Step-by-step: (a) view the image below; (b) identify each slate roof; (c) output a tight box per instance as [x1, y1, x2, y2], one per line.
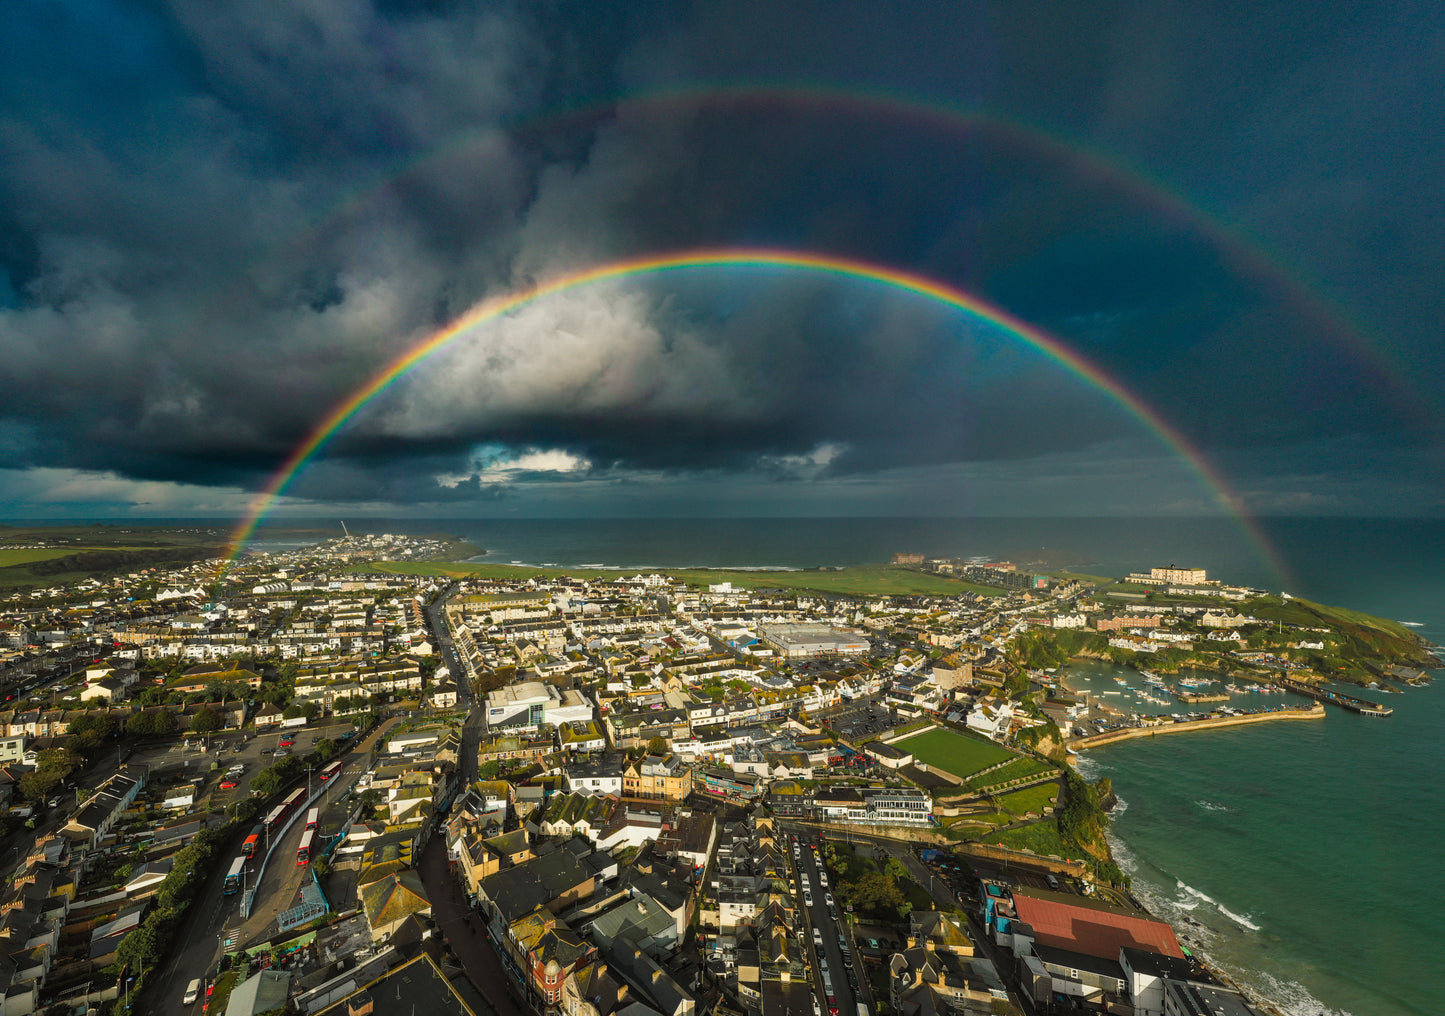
[479, 850, 591, 924]
[359, 870, 430, 934]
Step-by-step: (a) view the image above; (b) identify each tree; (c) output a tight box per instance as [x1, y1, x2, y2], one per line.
[478, 760, 501, 780]
[66, 713, 115, 739]
[250, 769, 283, 797]
[152, 709, 179, 735]
[190, 708, 221, 734]
[646, 736, 670, 755]
[19, 770, 61, 802]
[125, 712, 154, 737]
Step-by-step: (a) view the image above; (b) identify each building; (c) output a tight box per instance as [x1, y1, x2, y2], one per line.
[622, 754, 693, 802]
[1152, 566, 1207, 585]
[862, 787, 932, 825]
[757, 623, 870, 658]
[1095, 615, 1162, 631]
[484, 681, 553, 731]
[507, 907, 597, 1012]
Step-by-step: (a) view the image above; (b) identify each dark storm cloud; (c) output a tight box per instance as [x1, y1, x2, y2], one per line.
[0, 1, 1441, 514]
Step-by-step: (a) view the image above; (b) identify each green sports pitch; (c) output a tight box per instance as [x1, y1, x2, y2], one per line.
[895, 726, 1016, 780]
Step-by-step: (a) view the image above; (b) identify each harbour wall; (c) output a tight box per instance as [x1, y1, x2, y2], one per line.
[1070, 703, 1324, 749]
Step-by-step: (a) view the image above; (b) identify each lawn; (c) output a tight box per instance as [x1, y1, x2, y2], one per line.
[897, 727, 1016, 780]
[991, 782, 1060, 818]
[360, 559, 1003, 597]
[967, 756, 1052, 791]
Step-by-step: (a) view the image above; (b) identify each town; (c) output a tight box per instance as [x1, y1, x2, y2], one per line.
[0, 533, 1430, 1016]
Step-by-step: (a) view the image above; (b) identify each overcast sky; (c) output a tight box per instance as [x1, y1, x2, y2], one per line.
[1, 1, 1442, 519]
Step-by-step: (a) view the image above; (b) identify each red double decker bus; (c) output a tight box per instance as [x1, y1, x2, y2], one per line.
[265, 787, 308, 833]
[319, 761, 343, 783]
[296, 829, 315, 866]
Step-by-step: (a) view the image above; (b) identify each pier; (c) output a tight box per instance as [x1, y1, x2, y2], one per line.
[1279, 678, 1393, 717]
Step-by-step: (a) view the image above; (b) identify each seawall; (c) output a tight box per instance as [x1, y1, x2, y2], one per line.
[1070, 703, 1324, 749]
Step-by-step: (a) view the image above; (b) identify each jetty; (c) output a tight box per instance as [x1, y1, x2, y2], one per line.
[1279, 677, 1393, 717]
[1070, 703, 1325, 749]
[1176, 691, 1228, 704]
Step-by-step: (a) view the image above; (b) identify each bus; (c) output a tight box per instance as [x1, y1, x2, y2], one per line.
[319, 761, 343, 783]
[304, 807, 319, 832]
[241, 827, 261, 858]
[223, 856, 246, 894]
[296, 828, 314, 866]
[265, 787, 309, 833]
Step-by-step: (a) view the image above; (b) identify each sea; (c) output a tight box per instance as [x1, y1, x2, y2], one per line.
[248, 514, 1439, 1014]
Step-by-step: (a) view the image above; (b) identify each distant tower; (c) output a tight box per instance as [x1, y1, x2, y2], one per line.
[341, 520, 350, 538]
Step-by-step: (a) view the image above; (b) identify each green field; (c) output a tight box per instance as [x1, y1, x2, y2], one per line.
[897, 726, 1015, 779]
[967, 756, 1052, 791]
[987, 820, 1087, 860]
[992, 782, 1060, 817]
[360, 560, 1002, 597]
[1248, 595, 1419, 641]
[0, 548, 78, 567]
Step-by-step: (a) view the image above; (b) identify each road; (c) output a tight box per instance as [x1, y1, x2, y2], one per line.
[791, 832, 871, 1016]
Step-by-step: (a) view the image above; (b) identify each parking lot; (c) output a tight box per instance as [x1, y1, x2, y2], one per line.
[817, 696, 905, 742]
[146, 719, 358, 808]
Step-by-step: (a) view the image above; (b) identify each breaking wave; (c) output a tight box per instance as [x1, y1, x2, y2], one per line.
[1177, 880, 1261, 931]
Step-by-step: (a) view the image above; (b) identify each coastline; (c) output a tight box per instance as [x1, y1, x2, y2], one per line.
[1061, 660, 1317, 1016]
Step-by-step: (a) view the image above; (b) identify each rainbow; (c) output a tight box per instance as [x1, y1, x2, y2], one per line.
[219, 248, 1291, 583]
[245, 82, 1423, 421]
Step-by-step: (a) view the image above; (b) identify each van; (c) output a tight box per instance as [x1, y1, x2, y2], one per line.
[183, 979, 202, 1005]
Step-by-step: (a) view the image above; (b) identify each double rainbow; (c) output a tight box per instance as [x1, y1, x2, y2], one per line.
[220, 249, 1289, 583]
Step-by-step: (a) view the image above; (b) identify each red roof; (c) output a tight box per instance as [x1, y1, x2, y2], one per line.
[1010, 889, 1183, 960]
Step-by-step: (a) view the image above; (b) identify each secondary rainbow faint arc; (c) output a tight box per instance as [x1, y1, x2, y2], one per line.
[220, 249, 1289, 582]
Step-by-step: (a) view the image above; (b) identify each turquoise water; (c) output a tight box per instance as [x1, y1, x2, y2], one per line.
[1072, 521, 1445, 1016]
[1076, 671, 1445, 1016]
[271, 514, 1445, 1011]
